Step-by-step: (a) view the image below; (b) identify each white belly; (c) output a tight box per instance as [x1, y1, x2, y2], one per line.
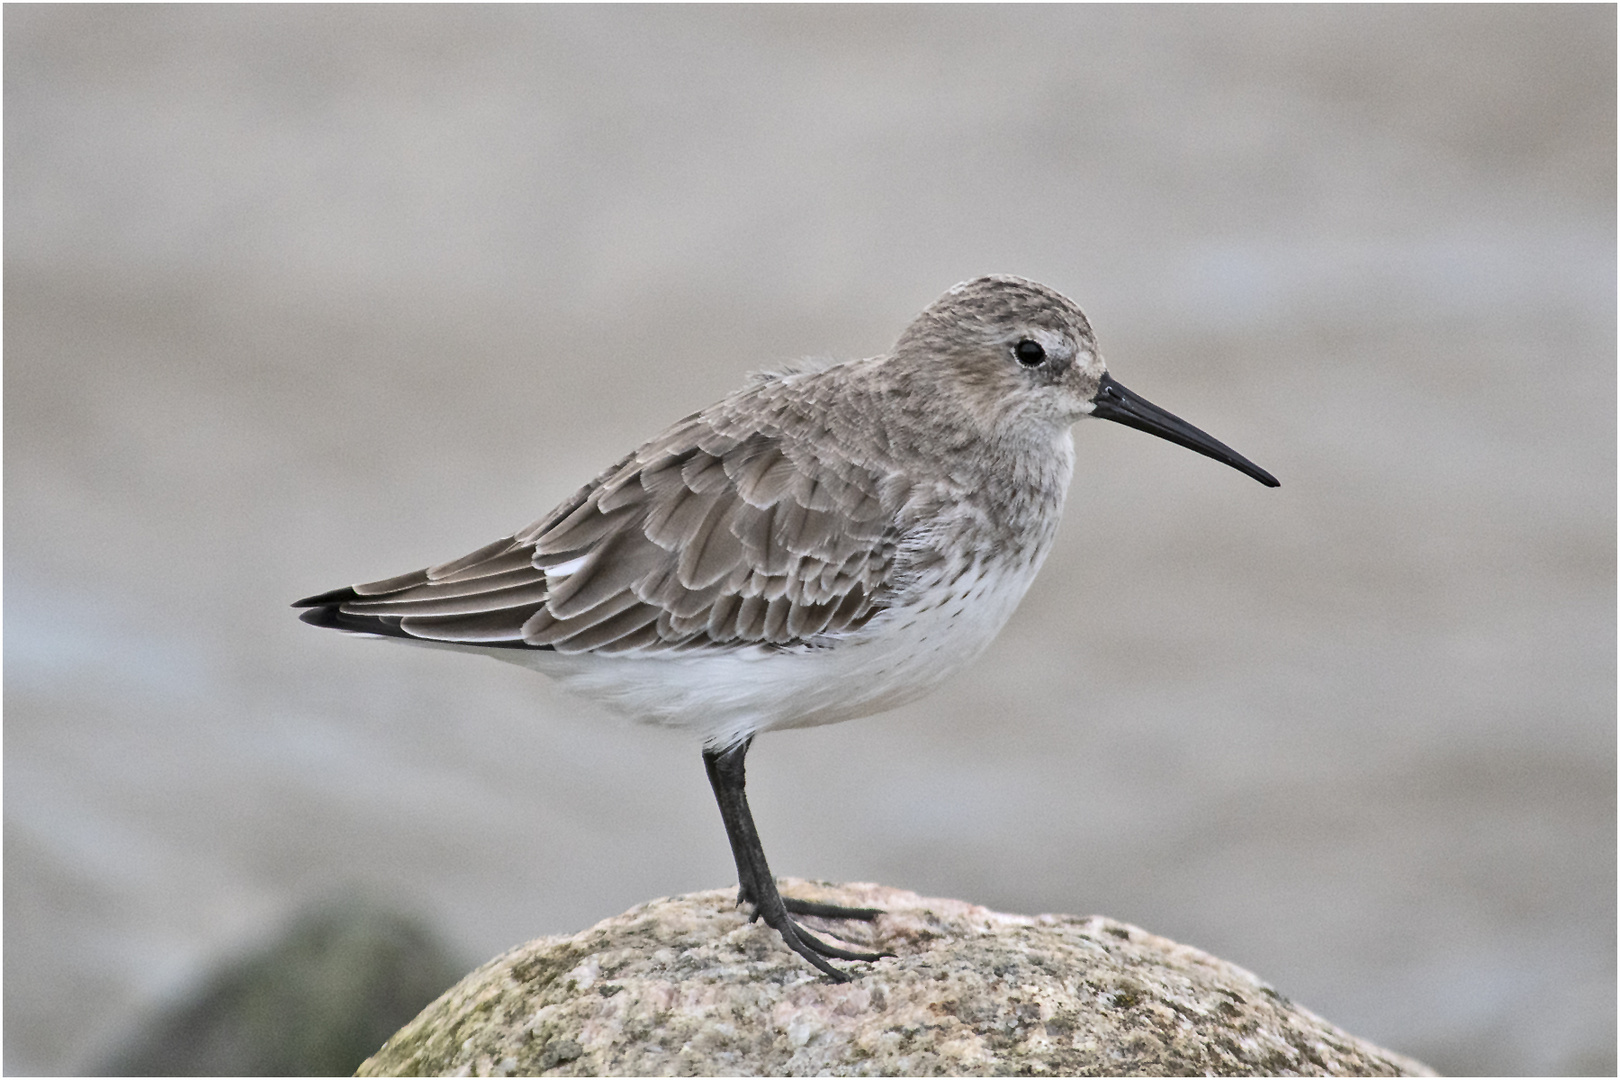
[495, 553, 1046, 749]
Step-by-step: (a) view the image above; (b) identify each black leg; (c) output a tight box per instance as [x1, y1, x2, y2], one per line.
[702, 738, 889, 980]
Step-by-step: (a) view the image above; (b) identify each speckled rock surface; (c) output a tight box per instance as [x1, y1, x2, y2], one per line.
[358, 883, 1434, 1077]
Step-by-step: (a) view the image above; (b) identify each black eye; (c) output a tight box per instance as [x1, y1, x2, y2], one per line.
[1014, 339, 1046, 367]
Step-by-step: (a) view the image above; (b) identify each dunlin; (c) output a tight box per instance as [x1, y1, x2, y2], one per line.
[296, 276, 1279, 980]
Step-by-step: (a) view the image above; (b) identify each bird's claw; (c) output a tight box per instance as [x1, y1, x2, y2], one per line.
[736, 889, 892, 979]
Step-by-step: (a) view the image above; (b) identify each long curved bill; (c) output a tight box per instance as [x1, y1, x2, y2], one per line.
[1090, 374, 1280, 487]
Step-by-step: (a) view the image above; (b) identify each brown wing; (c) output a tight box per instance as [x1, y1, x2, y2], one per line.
[294, 414, 900, 655]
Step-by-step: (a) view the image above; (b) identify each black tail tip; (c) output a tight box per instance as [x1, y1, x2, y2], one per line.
[297, 604, 347, 629]
[295, 586, 364, 630]
[293, 586, 359, 609]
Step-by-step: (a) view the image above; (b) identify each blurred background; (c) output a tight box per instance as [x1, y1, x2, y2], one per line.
[6, 6, 1613, 1075]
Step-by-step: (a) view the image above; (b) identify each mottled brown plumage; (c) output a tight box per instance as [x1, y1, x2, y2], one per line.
[300, 279, 1107, 662]
[296, 275, 1278, 980]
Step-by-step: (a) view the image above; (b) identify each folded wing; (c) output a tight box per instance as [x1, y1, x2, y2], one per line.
[295, 416, 900, 655]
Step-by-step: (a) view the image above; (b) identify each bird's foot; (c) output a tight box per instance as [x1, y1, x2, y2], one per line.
[737, 888, 892, 981]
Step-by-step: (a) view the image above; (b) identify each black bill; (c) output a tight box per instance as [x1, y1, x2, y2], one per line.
[1090, 374, 1280, 487]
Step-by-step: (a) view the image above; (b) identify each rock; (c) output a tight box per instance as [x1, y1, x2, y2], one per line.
[94, 897, 465, 1077]
[359, 882, 1433, 1077]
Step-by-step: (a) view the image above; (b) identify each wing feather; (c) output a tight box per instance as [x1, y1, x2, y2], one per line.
[678, 497, 745, 589]
[399, 607, 536, 643]
[733, 595, 769, 639]
[347, 575, 552, 617]
[546, 603, 664, 654]
[643, 483, 723, 550]
[786, 594, 840, 639]
[297, 383, 905, 655]
[546, 531, 667, 618]
[425, 538, 526, 581]
[431, 546, 545, 585]
[521, 587, 641, 640]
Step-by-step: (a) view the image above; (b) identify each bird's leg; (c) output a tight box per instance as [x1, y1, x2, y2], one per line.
[702, 738, 889, 980]
[705, 741, 883, 921]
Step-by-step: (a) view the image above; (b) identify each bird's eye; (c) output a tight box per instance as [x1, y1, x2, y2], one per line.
[1014, 339, 1046, 367]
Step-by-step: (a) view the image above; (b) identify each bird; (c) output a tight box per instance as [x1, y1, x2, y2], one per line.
[295, 275, 1279, 981]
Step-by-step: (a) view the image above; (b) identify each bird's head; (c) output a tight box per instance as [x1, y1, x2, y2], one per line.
[896, 275, 1279, 487]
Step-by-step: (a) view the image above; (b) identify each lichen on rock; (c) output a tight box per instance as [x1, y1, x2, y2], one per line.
[358, 882, 1433, 1077]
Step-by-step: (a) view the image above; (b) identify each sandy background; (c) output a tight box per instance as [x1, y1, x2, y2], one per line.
[5, 6, 1614, 1075]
